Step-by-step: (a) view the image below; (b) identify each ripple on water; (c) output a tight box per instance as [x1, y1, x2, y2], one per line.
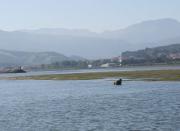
[0, 80, 179, 131]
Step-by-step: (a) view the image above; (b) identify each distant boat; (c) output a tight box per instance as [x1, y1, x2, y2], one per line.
[0, 66, 26, 73]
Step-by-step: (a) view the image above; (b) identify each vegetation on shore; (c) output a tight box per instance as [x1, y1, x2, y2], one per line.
[122, 44, 180, 66]
[6, 69, 180, 81]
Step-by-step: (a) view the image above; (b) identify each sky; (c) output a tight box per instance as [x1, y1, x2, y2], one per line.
[0, 0, 180, 32]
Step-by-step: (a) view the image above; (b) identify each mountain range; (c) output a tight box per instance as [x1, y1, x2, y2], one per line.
[0, 18, 180, 59]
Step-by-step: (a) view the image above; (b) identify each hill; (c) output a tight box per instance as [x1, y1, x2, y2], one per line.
[121, 44, 180, 65]
[0, 50, 73, 66]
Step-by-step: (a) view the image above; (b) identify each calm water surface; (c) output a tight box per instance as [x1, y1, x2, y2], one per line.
[0, 80, 180, 131]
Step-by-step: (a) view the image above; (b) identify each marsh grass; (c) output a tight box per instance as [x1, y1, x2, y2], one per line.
[7, 69, 180, 81]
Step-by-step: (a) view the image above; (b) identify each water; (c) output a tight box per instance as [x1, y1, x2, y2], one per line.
[0, 80, 180, 131]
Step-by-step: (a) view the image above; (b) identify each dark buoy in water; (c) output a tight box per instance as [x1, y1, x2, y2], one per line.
[114, 78, 122, 85]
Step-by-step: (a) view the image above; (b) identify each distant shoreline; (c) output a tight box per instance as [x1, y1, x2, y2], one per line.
[0, 68, 26, 74]
[3, 69, 180, 81]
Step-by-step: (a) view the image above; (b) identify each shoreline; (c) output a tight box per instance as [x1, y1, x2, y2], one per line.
[2, 69, 180, 81]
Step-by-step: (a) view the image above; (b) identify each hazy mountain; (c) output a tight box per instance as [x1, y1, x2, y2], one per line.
[69, 55, 87, 61]
[0, 30, 130, 59]
[0, 50, 70, 66]
[160, 36, 180, 44]
[102, 18, 180, 46]
[21, 28, 98, 37]
[0, 18, 180, 59]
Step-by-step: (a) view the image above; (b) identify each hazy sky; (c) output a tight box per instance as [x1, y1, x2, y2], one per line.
[0, 0, 179, 32]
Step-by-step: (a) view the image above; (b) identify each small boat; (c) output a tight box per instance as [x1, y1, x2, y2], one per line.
[0, 66, 26, 74]
[114, 79, 122, 85]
